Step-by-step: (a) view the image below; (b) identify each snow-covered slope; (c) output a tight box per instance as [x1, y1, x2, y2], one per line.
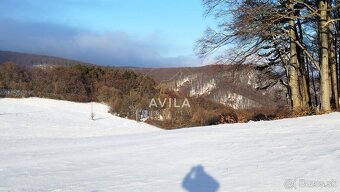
[0, 98, 340, 192]
[0, 98, 158, 138]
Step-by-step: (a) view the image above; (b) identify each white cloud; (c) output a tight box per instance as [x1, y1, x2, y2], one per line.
[0, 19, 200, 67]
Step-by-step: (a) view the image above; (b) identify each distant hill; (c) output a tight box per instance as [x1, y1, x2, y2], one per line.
[0, 50, 289, 110]
[131, 65, 289, 109]
[0, 51, 91, 67]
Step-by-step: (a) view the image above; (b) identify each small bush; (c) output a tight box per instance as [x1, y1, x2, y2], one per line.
[292, 107, 316, 117]
[251, 113, 270, 121]
[218, 112, 238, 124]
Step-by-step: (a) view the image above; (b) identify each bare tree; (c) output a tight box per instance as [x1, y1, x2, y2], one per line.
[198, 0, 340, 113]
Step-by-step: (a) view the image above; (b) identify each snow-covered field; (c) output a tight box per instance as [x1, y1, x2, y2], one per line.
[0, 98, 158, 138]
[0, 98, 340, 192]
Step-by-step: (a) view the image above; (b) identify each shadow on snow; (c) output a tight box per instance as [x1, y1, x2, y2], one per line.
[182, 165, 220, 192]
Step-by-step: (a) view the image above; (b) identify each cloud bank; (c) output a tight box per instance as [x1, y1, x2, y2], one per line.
[0, 19, 201, 68]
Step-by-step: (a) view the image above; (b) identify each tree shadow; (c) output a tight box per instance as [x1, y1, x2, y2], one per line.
[93, 116, 110, 121]
[182, 165, 220, 192]
[0, 111, 45, 116]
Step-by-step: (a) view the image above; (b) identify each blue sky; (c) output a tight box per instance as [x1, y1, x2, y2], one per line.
[0, 0, 212, 67]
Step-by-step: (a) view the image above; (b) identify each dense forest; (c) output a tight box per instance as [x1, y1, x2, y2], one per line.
[0, 62, 157, 116]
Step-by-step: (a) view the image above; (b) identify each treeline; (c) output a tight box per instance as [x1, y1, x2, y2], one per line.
[0, 62, 226, 127]
[198, 0, 340, 113]
[0, 62, 157, 116]
[0, 62, 291, 128]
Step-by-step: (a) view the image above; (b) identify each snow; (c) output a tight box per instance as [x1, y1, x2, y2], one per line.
[215, 92, 260, 109]
[0, 98, 158, 138]
[190, 78, 216, 97]
[1, 98, 340, 192]
[175, 76, 191, 91]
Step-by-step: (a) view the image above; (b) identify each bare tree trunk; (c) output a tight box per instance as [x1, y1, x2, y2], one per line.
[331, 56, 339, 109]
[337, 17, 340, 97]
[289, 0, 302, 111]
[335, 4, 340, 108]
[299, 59, 310, 108]
[338, 17, 340, 100]
[310, 61, 319, 107]
[319, 0, 332, 112]
[338, 23, 340, 101]
[329, 23, 339, 109]
[296, 17, 311, 108]
[305, 57, 312, 106]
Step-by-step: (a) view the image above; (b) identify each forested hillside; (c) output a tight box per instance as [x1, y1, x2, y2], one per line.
[0, 62, 235, 128]
[0, 62, 156, 113]
[0, 62, 291, 128]
[133, 64, 288, 109]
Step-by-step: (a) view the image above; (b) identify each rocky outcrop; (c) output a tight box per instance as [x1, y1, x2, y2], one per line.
[133, 64, 288, 109]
